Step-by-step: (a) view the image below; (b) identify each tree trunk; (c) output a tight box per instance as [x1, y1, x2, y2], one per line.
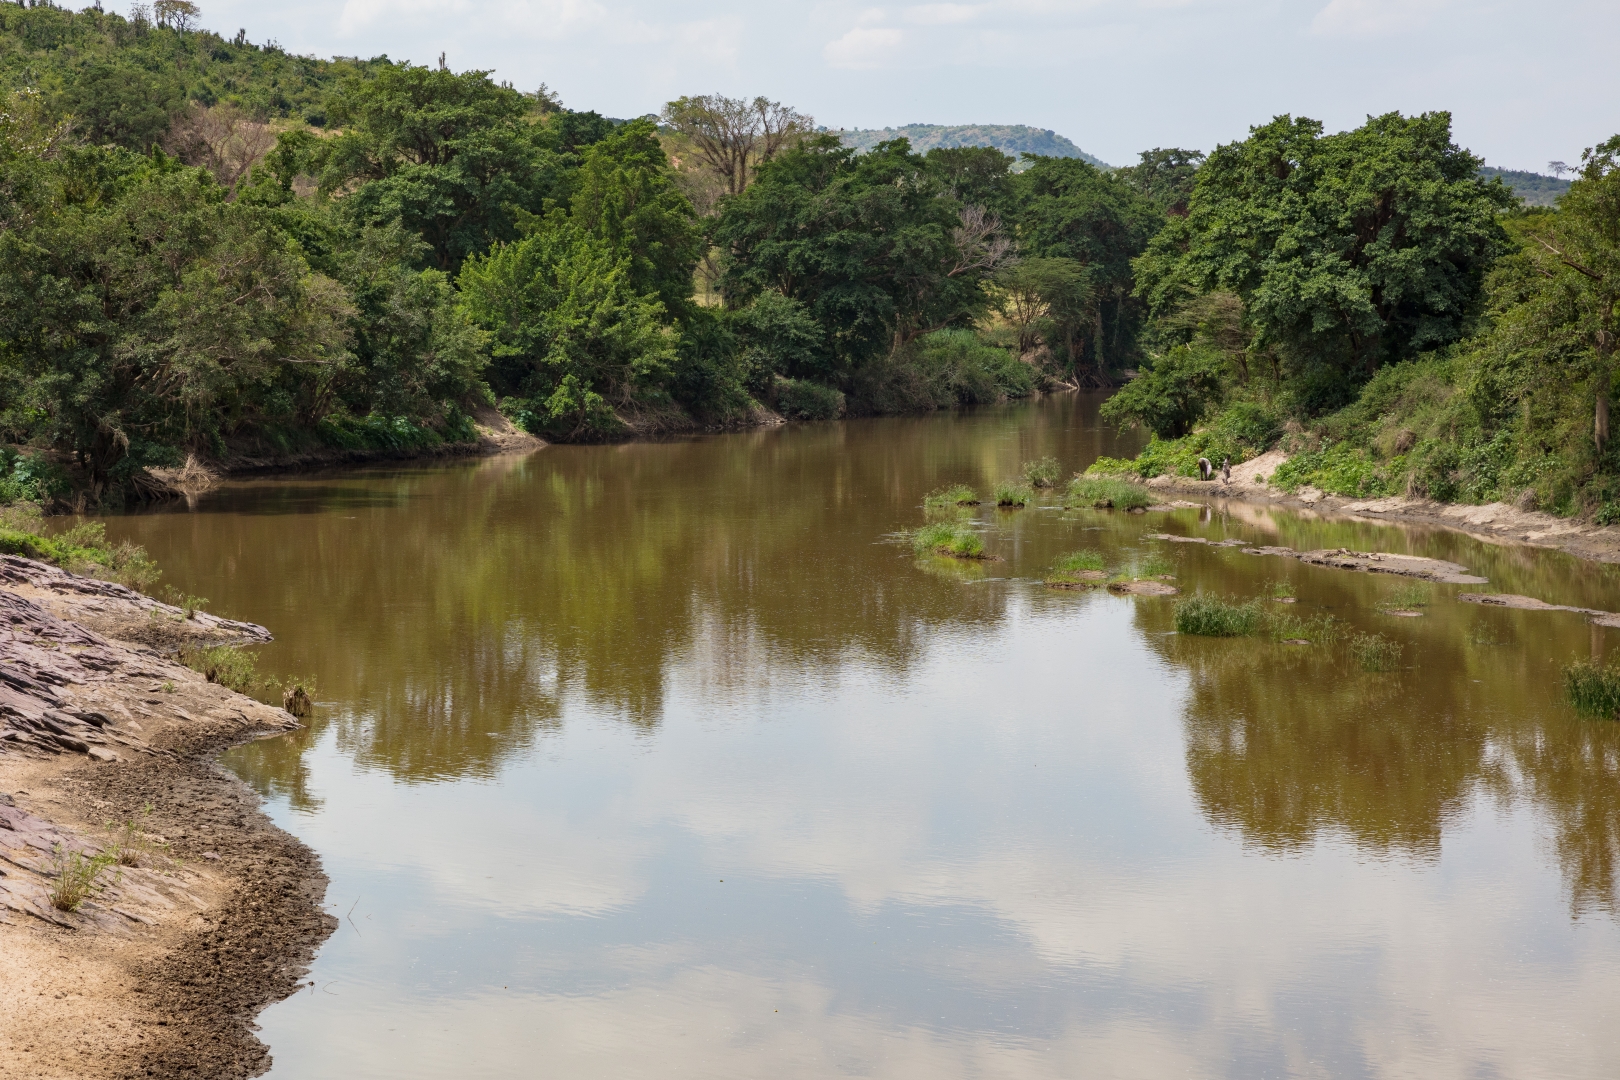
[1598, 391, 1611, 456]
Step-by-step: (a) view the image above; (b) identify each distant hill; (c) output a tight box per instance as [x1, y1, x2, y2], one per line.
[836, 124, 1110, 171]
[1480, 166, 1571, 208]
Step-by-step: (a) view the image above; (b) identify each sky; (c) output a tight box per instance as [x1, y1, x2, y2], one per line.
[113, 0, 1617, 172]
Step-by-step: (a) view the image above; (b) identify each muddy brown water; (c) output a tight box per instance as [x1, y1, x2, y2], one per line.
[102, 393, 1620, 1078]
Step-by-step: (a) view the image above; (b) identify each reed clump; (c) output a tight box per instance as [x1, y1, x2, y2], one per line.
[1351, 632, 1404, 671]
[1174, 595, 1263, 637]
[923, 484, 979, 510]
[911, 521, 986, 559]
[1021, 457, 1062, 488]
[994, 481, 1033, 507]
[1065, 476, 1153, 511]
[1269, 580, 1295, 599]
[1267, 611, 1342, 645]
[1564, 660, 1620, 718]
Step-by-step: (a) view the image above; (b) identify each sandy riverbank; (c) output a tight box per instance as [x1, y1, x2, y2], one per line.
[0, 556, 334, 1079]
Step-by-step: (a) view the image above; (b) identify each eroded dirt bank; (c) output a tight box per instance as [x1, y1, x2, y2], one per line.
[1140, 449, 1620, 566]
[0, 556, 335, 1079]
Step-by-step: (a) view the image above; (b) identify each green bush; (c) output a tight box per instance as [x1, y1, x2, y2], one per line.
[181, 646, 261, 694]
[1022, 457, 1062, 488]
[911, 521, 986, 559]
[1174, 595, 1262, 636]
[1099, 345, 1226, 438]
[1270, 441, 1398, 497]
[1065, 476, 1153, 510]
[1564, 660, 1620, 718]
[994, 481, 1033, 507]
[775, 377, 846, 421]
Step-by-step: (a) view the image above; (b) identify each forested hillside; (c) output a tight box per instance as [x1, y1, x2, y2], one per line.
[837, 124, 1109, 170]
[1480, 166, 1571, 207]
[1096, 114, 1620, 521]
[1, 3, 1615, 523]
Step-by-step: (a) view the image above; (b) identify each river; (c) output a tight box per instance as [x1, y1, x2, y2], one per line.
[104, 393, 1620, 1078]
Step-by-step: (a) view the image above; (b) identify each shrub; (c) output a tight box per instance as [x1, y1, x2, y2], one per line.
[1099, 344, 1226, 438]
[1065, 476, 1153, 510]
[775, 377, 846, 421]
[923, 484, 979, 510]
[1174, 595, 1262, 636]
[0, 505, 161, 592]
[911, 521, 986, 559]
[1022, 457, 1062, 488]
[1564, 660, 1620, 718]
[1270, 441, 1398, 498]
[181, 645, 261, 693]
[994, 481, 1033, 507]
[1351, 632, 1404, 671]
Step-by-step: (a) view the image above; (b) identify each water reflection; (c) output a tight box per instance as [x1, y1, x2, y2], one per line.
[94, 394, 1620, 1077]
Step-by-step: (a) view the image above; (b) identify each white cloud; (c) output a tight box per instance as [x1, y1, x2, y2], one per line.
[825, 26, 906, 69]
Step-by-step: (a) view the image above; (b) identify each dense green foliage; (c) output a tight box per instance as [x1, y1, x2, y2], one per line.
[1104, 110, 1620, 523]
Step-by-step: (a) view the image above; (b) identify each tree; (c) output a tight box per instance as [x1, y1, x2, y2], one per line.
[457, 223, 675, 438]
[1013, 156, 1162, 374]
[1115, 147, 1204, 216]
[660, 94, 813, 198]
[58, 63, 181, 151]
[321, 63, 566, 272]
[1136, 112, 1514, 412]
[1523, 135, 1620, 452]
[1099, 346, 1226, 437]
[152, 1, 199, 31]
[163, 103, 276, 194]
[716, 135, 1011, 383]
[993, 257, 1093, 357]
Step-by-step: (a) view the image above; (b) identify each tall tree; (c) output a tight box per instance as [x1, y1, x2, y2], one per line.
[660, 94, 813, 198]
[1135, 112, 1514, 412]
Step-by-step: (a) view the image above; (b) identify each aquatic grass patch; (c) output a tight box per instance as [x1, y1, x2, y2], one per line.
[994, 481, 1033, 507]
[1266, 611, 1342, 645]
[1174, 595, 1263, 637]
[923, 484, 980, 510]
[911, 521, 986, 559]
[1134, 552, 1175, 579]
[1269, 580, 1295, 599]
[1045, 550, 1106, 587]
[1021, 457, 1062, 488]
[1065, 476, 1153, 511]
[1564, 660, 1620, 719]
[1378, 582, 1431, 610]
[1350, 632, 1404, 671]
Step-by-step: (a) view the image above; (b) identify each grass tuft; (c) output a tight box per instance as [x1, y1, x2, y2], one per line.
[1269, 580, 1295, 599]
[1065, 476, 1154, 511]
[993, 481, 1033, 507]
[911, 521, 986, 559]
[923, 484, 979, 510]
[1266, 611, 1342, 645]
[0, 504, 161, 592]
[1174, 595, 1263, 636]
[49, 844, 118, 912]
[1052, 550, 1105, 573]
[1021, 457, 1062, 488]
[1378, 582, 1431, 610]
[1351, 632, 1404, 671]
[1564, 660, 1620, 718]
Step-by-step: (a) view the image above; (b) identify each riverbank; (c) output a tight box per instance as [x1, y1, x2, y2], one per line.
[0, 556, 333, 1079]
[1138, 449, 1620, 565]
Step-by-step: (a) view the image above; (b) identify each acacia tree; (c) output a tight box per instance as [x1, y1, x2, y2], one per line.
[660, 94, 813, 198]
